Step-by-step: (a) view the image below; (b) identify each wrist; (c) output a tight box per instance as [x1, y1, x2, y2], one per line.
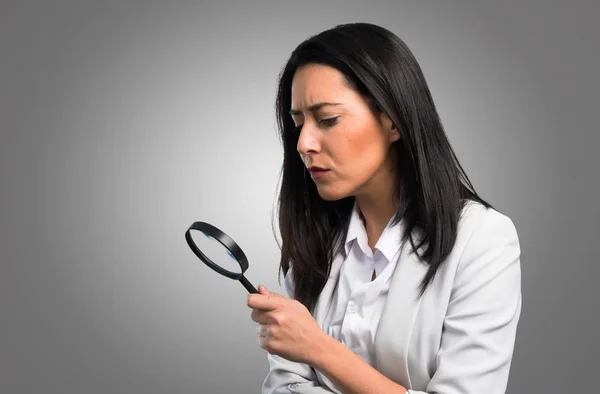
[308, 331, 337, 369]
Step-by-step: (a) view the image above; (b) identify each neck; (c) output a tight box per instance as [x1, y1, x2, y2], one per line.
[354, 150, 400, 249]
[356, 192, 399, 244]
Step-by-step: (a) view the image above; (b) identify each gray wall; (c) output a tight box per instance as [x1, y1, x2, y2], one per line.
[1, 1, 598, 393]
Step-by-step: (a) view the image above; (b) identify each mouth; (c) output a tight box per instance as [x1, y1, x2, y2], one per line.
[308, 167, 330, 180]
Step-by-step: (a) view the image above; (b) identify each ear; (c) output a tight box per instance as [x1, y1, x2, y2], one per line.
[380, 112, 400, 143]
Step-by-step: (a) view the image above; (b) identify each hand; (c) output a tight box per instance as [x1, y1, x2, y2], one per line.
[247, 285, 326, 365]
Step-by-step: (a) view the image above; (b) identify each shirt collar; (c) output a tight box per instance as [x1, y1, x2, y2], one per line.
[344, 200, 405, 263]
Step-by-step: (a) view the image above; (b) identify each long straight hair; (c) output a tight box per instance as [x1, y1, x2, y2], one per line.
[272, 22, 491, 312]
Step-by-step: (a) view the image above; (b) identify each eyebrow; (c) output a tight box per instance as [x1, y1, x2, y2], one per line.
[289, 102, 342, 116]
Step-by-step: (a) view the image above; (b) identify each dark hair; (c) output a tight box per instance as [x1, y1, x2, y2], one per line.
[271, 22, 492, 312]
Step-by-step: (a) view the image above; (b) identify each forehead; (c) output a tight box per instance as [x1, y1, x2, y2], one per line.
[290, 64, 351, 111]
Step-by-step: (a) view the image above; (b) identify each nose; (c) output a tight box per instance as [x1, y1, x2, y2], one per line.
[296, 121, 321, 157]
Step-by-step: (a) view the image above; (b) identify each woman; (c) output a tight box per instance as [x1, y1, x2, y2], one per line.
[247, 22, 522, 394]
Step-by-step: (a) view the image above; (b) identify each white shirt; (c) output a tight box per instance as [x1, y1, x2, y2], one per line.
[317, 201, 404, 391]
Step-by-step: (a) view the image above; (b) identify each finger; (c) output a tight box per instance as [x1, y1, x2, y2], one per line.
[257, 324, 274, 352]
[250, 308, 270, 324]
[247, 293, 278, 311]
[267, 291, 283, 298]
[258, 285, 270, 295]
[258, 333, 269, 350]
[258, 284, 286, 299]
[257, 323, 269, 337]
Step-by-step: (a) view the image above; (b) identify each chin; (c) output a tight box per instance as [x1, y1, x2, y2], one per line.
[314, 184, 351, 201]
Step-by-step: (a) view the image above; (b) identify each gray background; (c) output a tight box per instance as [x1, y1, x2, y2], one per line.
[1, 1, 598, 393]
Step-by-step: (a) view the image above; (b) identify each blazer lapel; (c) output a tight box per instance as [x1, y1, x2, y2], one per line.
[374, 237, 430, 387]
[312, 251, 345, 326]
[310, 251, 347, 391]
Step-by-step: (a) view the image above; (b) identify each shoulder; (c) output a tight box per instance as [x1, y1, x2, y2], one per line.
[449, 200, 521, 298]
[454, 200, 520, 259]
[458, 200, 519, 241]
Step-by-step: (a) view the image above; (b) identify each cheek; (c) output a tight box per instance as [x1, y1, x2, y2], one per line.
[338, 132, 385, 180]
[314, 125, 387, 200]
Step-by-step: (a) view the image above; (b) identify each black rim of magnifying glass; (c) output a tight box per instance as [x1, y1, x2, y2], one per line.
[185, 221, 257, 293]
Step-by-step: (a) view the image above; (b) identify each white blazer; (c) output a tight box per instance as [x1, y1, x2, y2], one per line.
[262, 200, 522, 394]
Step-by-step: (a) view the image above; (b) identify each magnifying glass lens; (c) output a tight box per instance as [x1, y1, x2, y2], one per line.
[189, 230, 242, 275]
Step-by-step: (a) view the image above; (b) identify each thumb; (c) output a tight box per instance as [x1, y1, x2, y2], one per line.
[258, 285, 271, 295]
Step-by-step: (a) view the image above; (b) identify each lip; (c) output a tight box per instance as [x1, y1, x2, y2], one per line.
[308, 169, 330, 179]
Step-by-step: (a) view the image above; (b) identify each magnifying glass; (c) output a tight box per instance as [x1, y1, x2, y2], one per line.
[185, 221, 258, 293]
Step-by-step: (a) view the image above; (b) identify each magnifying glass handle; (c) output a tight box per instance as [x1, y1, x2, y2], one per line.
[239, 274, 258, 294]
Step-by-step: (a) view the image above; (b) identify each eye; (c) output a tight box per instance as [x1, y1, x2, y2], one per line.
[319, 117, 339, 128]
[292, 117, 339, 133]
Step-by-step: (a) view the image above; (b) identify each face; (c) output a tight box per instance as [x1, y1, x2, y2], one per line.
[290, 63, 399, 201]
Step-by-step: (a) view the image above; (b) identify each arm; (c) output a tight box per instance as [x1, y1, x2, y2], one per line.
[260, 283, 408, 394]
[310, 335, 408, 394]
[263, 353, 335, 393]
[261, 270, 335, 394]
[407, 210, 522, 394]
